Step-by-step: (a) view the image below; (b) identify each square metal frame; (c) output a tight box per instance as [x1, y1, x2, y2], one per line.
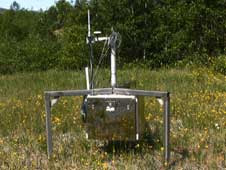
[44, 88, 170, 163]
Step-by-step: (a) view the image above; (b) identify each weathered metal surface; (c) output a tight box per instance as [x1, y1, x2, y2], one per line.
[164, 95, 170, 164]
[86, 96, 137, 140]
[84, 95, 145, 141]
[44, 94, 52, 159]
[45, 88, 169, 98]
[114, 88, 169, 98]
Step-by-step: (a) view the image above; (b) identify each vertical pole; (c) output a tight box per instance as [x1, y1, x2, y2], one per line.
[87, 10, 94, 89]
[163, 93, 170, 165]
[88, 10, 91, 37]
[85, 67, 90, 90]
[111, 43, 116, 88]
[45, 93, 52, 159]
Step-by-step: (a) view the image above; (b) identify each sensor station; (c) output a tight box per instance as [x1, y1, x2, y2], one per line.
[44, 10, 171, 164]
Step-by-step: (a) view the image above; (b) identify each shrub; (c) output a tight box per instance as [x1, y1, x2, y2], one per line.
[213, 55, 226, 75]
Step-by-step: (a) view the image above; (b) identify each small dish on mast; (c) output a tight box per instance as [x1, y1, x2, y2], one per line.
[94, 31, 102, 35]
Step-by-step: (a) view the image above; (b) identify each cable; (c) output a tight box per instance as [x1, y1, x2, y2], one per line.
[93, 38, 110, 87]
[93, 31, 122, 88]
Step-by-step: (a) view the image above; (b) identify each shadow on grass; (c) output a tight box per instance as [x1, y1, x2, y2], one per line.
[98, 130, 163, 155]
[98, 130, 190, 168]
[169, 147, 189, 168]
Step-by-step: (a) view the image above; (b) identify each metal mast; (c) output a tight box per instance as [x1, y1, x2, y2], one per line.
[110, 32, 117, 88]
[87, 9, 94, 89]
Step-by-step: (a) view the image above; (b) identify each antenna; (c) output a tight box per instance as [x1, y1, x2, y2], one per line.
[88, 9, 91, 38]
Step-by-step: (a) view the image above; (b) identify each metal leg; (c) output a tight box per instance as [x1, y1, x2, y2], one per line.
[45, 94, 52, 159]
[163, 94, 170, 165]
[135, 98, 139, 140]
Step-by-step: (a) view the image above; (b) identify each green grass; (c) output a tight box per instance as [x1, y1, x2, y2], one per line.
[0, 67, 225, 169]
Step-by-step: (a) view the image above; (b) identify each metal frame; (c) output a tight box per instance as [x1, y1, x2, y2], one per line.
[44, 88, 170, 164]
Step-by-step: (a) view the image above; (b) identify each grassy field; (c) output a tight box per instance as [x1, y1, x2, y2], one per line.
[0, 67, 225, 169]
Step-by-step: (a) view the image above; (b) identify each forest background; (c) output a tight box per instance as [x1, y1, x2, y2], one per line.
[0, 0, 225, 74]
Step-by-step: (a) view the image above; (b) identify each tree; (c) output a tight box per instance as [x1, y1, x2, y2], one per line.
[10, 1, 20, 11]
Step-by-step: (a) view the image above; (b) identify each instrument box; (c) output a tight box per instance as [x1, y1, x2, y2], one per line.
[85, 94, 145, 141]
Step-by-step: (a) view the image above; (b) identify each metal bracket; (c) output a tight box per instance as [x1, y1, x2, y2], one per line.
[157, 97, 164, 106]
[51, 96, 60, 107]
[44, 88, 170, 164]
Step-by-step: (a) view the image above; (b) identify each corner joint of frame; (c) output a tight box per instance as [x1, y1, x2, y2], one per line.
[44, 91, 50, 96]
[44, 92, 51, 101]
[164, 92, 170, 98]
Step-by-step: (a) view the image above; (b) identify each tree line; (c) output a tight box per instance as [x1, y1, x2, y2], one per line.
[0, 0, 225, 74]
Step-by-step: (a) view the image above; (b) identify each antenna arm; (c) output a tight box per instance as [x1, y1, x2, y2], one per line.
[86, 37, 110, 44]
